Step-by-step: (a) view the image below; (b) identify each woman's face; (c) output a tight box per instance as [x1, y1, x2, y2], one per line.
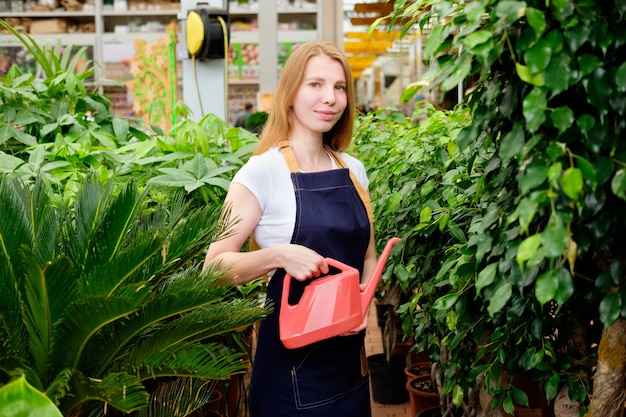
[291, 54, 347, 135]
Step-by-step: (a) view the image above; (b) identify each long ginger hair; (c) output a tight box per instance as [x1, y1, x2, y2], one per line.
[255, 41, 356, 155]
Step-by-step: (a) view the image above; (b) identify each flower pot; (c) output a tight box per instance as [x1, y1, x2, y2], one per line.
[406, 375, 440, 416]
[404, 361, 432, 382]
[367, 353, 409, 404]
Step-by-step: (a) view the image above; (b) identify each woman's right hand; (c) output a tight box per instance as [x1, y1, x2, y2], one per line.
[277, 244, 329, 282]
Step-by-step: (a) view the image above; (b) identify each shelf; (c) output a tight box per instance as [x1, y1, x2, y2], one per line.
[0, 10, 96, 17]
[0, 33, 96, 46]
[101, 9, 179, 16]
[277, 30, 317, 43]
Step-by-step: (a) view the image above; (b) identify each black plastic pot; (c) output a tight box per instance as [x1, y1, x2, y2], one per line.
[367, 353, 408, 404]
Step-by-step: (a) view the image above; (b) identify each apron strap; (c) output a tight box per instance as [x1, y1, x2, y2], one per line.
[278, 141, 374, 222]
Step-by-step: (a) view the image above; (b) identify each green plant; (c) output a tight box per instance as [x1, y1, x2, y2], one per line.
[370, 1, 626, 416]
[244, 110, 268, 134]
[0, 376, 63, 417]
[0, 20, 257, 208]
[353, 103, 475, 363]
[0, 176, 269, 416]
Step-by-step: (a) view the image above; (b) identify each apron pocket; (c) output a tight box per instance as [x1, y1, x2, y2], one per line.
[290, 343, 369, 410]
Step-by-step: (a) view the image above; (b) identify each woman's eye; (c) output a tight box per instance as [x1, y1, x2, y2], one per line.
[336, 85, 346, 91]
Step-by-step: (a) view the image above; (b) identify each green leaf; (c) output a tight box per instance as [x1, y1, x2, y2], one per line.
[517, 234, 541, 266]
[550, 106, 574, 133]
[442, 56, 472, 92]
[616, 61, 626, 93]
[498, 123, 525, 162]
[511, 386, 530, 407]
[523, 88, 548, 133]
[545, 55, 572, 95]
[585, 68, 612, 117]
[516, 63, 545, 86]
[535, 270, 558, 306]
[565, 24, 590, 53]
[0, 376, 63, 417]
[424, 25, 444, 60]
[611, 169, 626, 201]
[495, 1, 527, 23]
[452, 383, 464, 407]
[546, 374, 560, 401]
[464, 30, 493, 48]
[578, 54, 602, 78]
[487, 280, 512, 316]
[433, 294, 458, 311]
[554, 267, 575, 308]
[560, 167, 583, 200]
[476, 263, 498, 294]
[526, 7, 547, 37]
[524, 39, 552, 74]
[519, 161, 549, 195]
[599, 293, 622, 327]
[541, 220, 568, 258]
[503, 392, 515, 415]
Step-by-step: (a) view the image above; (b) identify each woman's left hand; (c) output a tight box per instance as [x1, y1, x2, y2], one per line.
[341, 305, 369, 336]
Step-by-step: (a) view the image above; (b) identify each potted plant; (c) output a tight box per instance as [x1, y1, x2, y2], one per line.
[353, 104, 472, 408]
[0, 23, 268, 416]
[368, 1, 626, 416]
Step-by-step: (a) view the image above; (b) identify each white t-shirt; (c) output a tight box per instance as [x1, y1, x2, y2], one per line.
[232, 146, 370, 250]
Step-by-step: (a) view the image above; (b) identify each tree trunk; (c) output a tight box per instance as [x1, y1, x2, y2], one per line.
[585, 318, 626, 417]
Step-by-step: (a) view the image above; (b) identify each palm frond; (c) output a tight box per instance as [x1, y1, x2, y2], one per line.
[0, 178, 32, 356]
[65, 176, 115, 272]
[53, 293, 150, 373]
[78, 270, 265, 377]
[63, 371, 149, 414]
[135, 342, 248, 381]
[135, 377, 216, 417]
[78, 230, 164, 297]
[21, 248, 55, 387]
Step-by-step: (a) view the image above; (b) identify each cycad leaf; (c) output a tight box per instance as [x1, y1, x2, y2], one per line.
[119, 298, 267, 377]
[65, 371, 148, 414]
[134, 377, 216, 417]
[0, 178, 31, 353]
[88, 181, 145, 268]
[21, 247, 57, 383]
[79, 232, 164, 296]
[139, 342, 248, 381]
[68, 176, 114, 270]
[54, 294, 146, 371]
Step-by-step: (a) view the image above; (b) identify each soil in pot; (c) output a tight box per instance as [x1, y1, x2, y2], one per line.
[404, 361, 432, 381]
[367, 353, 409, 404]
[406, 375, 439, 416]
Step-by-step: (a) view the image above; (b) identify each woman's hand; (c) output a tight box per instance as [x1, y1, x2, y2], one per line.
[279, 243, 329, 281]
[342, 302, 369, 336]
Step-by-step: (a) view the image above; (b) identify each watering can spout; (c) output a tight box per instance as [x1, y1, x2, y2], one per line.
[360, 237, 401, 317]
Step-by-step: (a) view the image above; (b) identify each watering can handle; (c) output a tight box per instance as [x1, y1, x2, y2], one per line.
[281, 237, 401, 313]
[281, 258, 357, 307]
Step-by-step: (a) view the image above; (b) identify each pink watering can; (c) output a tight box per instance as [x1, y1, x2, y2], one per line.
[280, 237, 401, 349]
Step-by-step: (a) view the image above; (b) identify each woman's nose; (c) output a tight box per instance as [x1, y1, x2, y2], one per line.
[322, 87, 336, 104]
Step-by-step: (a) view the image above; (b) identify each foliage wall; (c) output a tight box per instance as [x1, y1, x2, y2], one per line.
[363, 1, 626, 415]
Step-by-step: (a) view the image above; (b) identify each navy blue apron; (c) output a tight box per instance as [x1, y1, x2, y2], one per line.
[248, 142, 373, 417]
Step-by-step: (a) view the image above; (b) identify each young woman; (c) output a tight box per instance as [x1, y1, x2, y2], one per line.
[204, 41, 377, 417]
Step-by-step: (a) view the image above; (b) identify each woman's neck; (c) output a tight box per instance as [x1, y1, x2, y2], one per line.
[288, 136, 331, 172]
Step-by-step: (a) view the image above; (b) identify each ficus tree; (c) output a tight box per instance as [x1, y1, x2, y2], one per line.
[369, 1, 626, 416]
